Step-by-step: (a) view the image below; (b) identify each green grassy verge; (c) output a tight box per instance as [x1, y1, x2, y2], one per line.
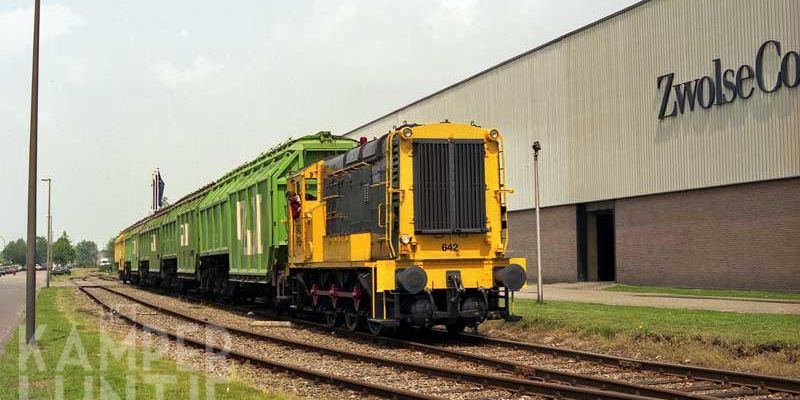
[509, 299, 800, 348]
[604, 284, 800, 301]
[0, 288, 282, 400]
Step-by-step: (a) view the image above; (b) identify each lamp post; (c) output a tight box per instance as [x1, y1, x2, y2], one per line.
[25, 0, 42, 345]
[42, 178, 51, 288]
[532, 141, 543, 304]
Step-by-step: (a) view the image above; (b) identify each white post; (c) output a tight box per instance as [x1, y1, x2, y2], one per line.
[533, 142, 543, 303]
[47, 184, 51, 288]
[42, 178, 51, 288]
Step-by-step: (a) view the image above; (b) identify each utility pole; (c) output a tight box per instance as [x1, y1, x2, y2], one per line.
[42, 178, 52, 288]
[532, 141, 543, 304]
[25, 0, 42, 345]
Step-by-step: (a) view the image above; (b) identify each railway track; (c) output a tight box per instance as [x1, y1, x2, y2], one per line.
[290, 314, 800, 400]
[82, 277, 800, 400]
[77, 283, 436, 400]
[435, 333, 800, 399]
[75, 280, 668, 400]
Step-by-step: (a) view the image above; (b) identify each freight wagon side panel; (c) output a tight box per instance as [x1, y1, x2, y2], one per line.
[228, 179, 270, 276]
[177, 209, 199, 275]
[148, 227, 160, 273]
[126, 234, 139, 272]
[198, 200, 229, 256]
[227, 151, 296, 277]
[137, 229, 150, 271]
[160, 218, 178, 260]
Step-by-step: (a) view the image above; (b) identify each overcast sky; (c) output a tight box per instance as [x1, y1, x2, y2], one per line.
[0, 0, 639, 248]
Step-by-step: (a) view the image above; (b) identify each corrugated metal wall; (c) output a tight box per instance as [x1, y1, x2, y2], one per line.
[344, 0, 800, 211]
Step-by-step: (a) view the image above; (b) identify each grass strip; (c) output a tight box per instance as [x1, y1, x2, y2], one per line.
[604, 284, 800, 301]
[0, 287, 282, 400]
[509, 299, 800, 348]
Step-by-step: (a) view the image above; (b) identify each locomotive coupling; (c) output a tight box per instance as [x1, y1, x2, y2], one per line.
[493, 264, 526, 291]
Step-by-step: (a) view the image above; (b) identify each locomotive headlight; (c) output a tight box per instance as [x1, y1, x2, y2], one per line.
[401, 128, 413, 139]
[488, 129, 500, 140]
[399, 234, 412, 245]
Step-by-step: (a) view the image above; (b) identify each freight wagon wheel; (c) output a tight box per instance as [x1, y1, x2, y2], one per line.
[344, 312, 360, 332]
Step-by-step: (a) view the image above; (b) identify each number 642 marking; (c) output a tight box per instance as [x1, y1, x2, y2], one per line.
[441, 243, 459, 252]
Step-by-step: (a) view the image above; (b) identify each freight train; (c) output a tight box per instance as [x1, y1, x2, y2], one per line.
[115, 123, 526, 334]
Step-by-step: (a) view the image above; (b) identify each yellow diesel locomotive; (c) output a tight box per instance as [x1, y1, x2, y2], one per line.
[284, 122, 526, 334]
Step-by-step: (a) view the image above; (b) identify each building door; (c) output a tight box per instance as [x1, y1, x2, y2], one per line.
[596, 213, 616, 281]
[577, 203, 616, 282]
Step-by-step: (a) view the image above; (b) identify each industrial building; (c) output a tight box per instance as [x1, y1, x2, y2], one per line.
[344, 0, 800, 291]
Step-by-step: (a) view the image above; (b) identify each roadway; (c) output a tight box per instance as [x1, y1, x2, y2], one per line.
[0, 270, 47, 353]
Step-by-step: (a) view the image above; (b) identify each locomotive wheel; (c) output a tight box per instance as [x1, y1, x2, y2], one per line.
[367, 320, 384, 336]
[324, 311, 339, 328]
[344, 312, 360, 332]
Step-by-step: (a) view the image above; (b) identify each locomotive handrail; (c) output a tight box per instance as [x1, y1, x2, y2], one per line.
[384, 132, 398, 258]
[377, 203, 385, 228]
[496, 136, 511, 252]
[326, 161, 368, 177]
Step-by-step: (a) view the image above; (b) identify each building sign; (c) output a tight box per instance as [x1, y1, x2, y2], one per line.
[657, 40, 799, 120]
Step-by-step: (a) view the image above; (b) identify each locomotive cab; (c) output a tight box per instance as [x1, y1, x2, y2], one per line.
[286, 122, 526, 334]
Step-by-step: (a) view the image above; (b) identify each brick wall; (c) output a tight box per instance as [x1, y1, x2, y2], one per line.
[615, 178, 800, 292]
[508, 205, 577, 283]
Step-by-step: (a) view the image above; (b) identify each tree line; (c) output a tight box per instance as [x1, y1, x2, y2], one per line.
[0, 232, 114, 267]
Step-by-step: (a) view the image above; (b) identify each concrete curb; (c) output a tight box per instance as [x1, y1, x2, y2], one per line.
[0, 286, 44, 359]
[629, 293, 800, 305]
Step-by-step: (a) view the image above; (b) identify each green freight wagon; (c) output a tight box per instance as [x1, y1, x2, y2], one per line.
[194, 132, 355, 293]
[114, 132, 356, 294]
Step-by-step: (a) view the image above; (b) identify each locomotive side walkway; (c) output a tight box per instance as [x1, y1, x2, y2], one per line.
[518, 282, 800, 315]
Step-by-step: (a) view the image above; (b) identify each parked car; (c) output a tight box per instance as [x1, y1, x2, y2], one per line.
[35, 264, 47, 271]
[0, 266, 10, 276]
[51, 265, 71, 276]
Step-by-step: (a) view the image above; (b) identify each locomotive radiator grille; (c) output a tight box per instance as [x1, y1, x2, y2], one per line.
[412, 139, 487, 234]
